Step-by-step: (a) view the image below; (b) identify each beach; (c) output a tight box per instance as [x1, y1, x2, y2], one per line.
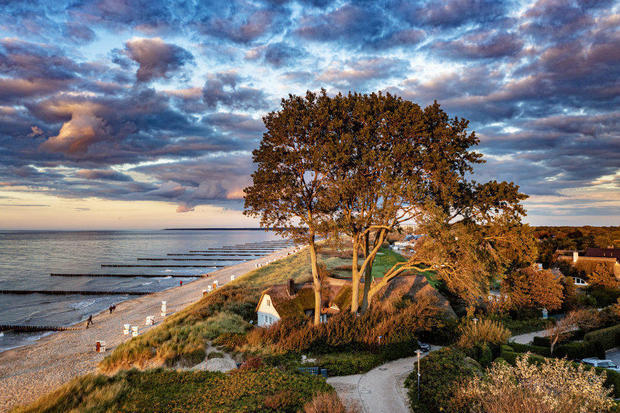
[0, 245, 296, 411]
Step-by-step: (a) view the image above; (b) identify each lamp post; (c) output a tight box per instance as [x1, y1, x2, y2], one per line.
[416, 349, 422, 402]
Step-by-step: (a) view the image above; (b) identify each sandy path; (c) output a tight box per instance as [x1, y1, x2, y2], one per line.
[327, 348, 438, 413]
[0, 246, 297, 412]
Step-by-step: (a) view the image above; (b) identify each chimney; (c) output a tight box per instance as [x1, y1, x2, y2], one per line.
[287, 278, 295, 296]
[573, 251, 578, 263]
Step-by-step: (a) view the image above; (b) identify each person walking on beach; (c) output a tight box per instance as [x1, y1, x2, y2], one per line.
[109, 304, 116, 314]
[86, 314, 93, 329]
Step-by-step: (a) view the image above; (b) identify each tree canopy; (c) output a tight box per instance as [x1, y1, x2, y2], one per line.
[245, 89, 534, 314]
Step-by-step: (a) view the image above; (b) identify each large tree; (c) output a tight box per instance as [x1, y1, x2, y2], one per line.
[244, 91, 334, 325]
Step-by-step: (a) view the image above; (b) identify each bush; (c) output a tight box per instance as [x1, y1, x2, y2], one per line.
[454, 354, 615, 413]
[309, 352, 383, 376]
[584, 324, 620, 350]
[404, 347, 482, 413]
[457, 319, 511, 349]
[301, 392, 354, 413]
[532, 335, 551, 347]
[577, 294, 597, 308]
[497, 317, 551, 336]
[509, 342, 551, 357]
[590, 287, 620, 307]
[418, 317, 459, 345]
[555, 341, 605, 360]
[499, 349, 546, 365]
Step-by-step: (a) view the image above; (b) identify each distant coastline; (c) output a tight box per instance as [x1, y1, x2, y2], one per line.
[164, 228, 274, 231]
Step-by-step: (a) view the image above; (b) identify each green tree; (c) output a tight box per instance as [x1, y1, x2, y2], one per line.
[244, 91, 334, 325]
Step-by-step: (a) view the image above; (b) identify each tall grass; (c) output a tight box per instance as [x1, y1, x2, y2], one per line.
[14, 368, 331, 413]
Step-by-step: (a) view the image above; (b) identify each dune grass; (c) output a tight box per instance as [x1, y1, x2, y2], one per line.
[14, 367, 331, 413]
[99, 250, 313, 373]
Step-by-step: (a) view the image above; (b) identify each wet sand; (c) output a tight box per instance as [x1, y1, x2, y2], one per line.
[0, 246, 297, 411]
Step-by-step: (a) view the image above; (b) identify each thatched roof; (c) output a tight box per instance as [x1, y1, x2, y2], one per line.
[257, 277, 346, 319]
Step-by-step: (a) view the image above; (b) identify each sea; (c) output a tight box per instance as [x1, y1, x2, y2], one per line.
[0, 229, 283, 352]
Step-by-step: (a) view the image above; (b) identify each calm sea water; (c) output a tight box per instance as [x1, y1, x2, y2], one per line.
[0, 230, 282, 352]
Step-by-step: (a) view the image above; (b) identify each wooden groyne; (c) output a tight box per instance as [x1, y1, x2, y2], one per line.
[101, 264, 224, 268]
[51, 273, 203, 278]
[136, 258, 248, 261]
[167, 253, 261, 257]
[0, 325, 82, 332]
[0, 290, 152, 295]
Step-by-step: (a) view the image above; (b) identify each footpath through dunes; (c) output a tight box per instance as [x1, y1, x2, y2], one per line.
[0, 245, 298, 412]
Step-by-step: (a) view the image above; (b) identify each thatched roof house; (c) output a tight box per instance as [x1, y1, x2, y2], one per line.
[256, 277, 348, 327]
[256, 274, 456, 327]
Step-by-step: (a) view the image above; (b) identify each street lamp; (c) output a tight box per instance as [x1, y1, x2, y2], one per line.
[416, 349, 422, 402]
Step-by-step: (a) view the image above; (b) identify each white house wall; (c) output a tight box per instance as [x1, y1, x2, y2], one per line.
[257, 293, 281, 327]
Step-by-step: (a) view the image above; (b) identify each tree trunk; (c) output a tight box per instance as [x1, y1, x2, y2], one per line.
[309, 234, 322, 325]
[358, 229, 387, 310]
[361, 231, 374, 313]
[351, 237, 361, 313]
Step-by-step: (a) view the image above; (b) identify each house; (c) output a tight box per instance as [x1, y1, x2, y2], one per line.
[256, 278, 347, 327]
[558, 249, 620, 279]
[393, 234, 422, 251]
[256, 273, 456, 327]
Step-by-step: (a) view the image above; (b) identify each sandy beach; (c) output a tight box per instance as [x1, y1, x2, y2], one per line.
[0, 246, 297, 412]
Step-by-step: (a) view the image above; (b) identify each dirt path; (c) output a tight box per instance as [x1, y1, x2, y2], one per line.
[0, 246, 297, 412]
[327, 348, 437, 413]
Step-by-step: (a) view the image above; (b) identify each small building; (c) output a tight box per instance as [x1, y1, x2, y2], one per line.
[558, 249, 620, 279]
[256, 278, 347, 327]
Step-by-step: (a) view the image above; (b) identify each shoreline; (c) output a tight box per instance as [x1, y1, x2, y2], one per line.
[0, 274, 204, 355]
[0, 245, 296, 412]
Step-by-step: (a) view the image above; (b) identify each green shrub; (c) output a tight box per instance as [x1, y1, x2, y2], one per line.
[555, 341, 604, 360]
[380, 340, 420, 361]
[577, 294, 597, 308]
[404, 347, 482, 413]
[418, 317, 459, 345]
[499, 349, 546, 365]
[584, 324, 620, 350]
[478, 344, 493, 367]
[309, 352, 383, 376]
[532, 336, 551, 347]
[590, 288, 620, 307]
[509, 342, 551, 357]
[16, 368, 331, 413]
[600, 368, 620, 398]
[498, 317, 551, 335]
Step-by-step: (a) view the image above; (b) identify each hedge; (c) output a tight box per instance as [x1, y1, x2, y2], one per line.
[500, 349, 546, 365]
[509, 342, 551, 357]
[584, 324, 620, 351]
[555, 341, 605, 360]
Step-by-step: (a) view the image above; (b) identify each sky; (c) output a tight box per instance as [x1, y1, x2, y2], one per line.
[0, 0, 618, 230]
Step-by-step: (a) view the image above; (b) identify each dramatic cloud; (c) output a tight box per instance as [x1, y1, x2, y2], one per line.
[0, 0, 617, 224]
[202, 72, 269, 110]
[122, 37, 193, 82]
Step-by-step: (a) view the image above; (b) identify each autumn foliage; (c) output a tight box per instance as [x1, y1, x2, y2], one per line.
[246, 296, 441, 354]
[503, 266, 564, 311]
[455, 354, 614, 413]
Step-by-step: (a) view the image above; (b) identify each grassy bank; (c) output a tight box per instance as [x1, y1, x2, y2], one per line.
[99, 250, 313, 373]
[14, 367, 331, 413]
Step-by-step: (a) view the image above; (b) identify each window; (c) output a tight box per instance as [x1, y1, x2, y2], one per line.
[266, 299, 271, 307]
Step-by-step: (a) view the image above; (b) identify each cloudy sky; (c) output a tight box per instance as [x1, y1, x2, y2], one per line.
[0, 0, 618, 229]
